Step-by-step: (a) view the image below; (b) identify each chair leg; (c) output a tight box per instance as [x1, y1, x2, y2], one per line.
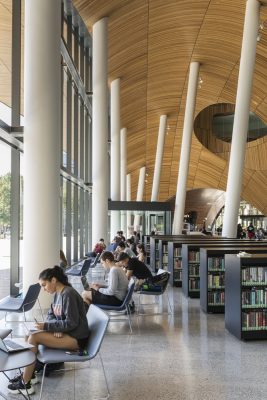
[137, 293, 141, 315]
[38, 364, 47, 400]
[125, 305, 133, 334]
[97, 352, 110, 400]
[22, 305, 27, 322]
[166, 291, 173, 315]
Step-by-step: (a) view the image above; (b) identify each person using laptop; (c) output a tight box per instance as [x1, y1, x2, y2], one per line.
[81, 251, 128, 308]
[8, 265, 89, 396]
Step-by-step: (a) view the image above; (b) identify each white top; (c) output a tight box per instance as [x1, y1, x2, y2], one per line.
[99, 266, 129, 301]
[124, 248, 136, 258]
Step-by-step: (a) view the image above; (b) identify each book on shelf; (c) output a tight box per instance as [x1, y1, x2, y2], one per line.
[163, 254, 168, 264]
[242, 266, 267, 284]
[242, 288, 267, 307]
[208, 291, 224, 305]
[163, 244, 168, 253]
[174, 270, 182, 281]
[208, 274, 225, 288]
[242, 310, 267, 330]
[189, 278, 200, 290]
[174, 259, 182, 269]
[188, 251, 200, 262]
[189, 265, 199, 276]
[174, 248, 181, 257]
[208, 257, 225, 270]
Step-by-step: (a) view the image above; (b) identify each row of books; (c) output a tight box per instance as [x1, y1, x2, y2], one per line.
[208, 274, 225, 288]
[242, 267, 267, 283]
[208, 257, 225, 270]
[188, 251, 200, 262]
[163, 245, 168, 253]
[242, 310, 267, 330]
[189, 265, 199, 276]
[208, 291, 225, 305]
[242, 289, 267, 307]
[162, 255, 168, 264]
[174, 270, 182, 281]
[189, 278, 200, 290]
[174, 248, 182, 257]
[174, 259, 182, 269]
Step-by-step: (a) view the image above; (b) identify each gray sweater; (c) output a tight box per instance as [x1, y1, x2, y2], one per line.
[44, 286, 89, 340]
[99, 266, 128, 301]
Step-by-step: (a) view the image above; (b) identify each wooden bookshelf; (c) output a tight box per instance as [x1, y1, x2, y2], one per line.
[225, 254, 267, 340]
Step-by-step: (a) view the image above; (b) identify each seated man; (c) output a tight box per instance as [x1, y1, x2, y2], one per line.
[82, 251, 129, 307]
[114, 241, 136, 260]
[117, 252, 153, 290]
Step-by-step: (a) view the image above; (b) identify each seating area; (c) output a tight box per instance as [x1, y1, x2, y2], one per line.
[1, 284, 267, 399]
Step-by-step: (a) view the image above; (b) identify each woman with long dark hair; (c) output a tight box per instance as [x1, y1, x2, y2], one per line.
[8, 265, 89, 395]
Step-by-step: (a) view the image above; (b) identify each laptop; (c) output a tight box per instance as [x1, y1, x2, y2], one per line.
[0, 328, 34, 353]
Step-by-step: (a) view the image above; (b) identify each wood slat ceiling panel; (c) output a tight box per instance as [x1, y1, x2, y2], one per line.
[48, 1, 267, 209]
[193, 148, 226, 189]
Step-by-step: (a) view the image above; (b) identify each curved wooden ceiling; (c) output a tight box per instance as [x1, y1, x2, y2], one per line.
[2, 1, 267, 215]
[73, 0, 267, 212]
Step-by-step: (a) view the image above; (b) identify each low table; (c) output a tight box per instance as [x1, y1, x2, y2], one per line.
[0, 349, 36, 399]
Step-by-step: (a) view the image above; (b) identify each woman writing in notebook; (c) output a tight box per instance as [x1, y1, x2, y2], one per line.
[8, 265, 89, 395]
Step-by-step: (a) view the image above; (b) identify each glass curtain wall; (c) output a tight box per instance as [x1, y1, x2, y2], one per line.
[61, 4, 92, 265]
[0, 1, 92, 300]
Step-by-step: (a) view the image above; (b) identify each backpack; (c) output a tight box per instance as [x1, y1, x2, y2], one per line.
[150, 271, 169, 286]
[141, 271, 169, 292]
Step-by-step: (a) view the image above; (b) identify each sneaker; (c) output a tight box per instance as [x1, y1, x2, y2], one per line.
[45, 362, 65, 377]
[34, 359, 44, 374]
[9, 372, 39, 385]
[8, 377, 35, 395]
[125, 302, 135, 315]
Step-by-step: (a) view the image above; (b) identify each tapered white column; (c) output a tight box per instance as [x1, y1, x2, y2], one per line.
[127, 173, 132, 236]
[92, 18, 109, 244]
[173, 62, 199, 234]
[23, 0, 61, 304]
[110, 78, 121, 240]
[134, 167, 146, 231]
[151, 115, 167, 201]
[120, 127, 127, 235]
[222, 0, 260, 238]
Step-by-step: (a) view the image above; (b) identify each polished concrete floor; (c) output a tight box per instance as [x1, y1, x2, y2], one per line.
[1, 285, 267, 400]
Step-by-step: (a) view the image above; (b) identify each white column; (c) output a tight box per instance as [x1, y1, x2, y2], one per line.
[23, 0, 61, 304]
[120, 127, 127, 235]
[110, 78, 121, 241]
[222, 0, 260, 238]
[92, 18, 109, 244]
[172, 62, 200, 234]
[134, 166, 146, 231]
[127, 173, 132, 237]
[151, 115, 167, 201]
